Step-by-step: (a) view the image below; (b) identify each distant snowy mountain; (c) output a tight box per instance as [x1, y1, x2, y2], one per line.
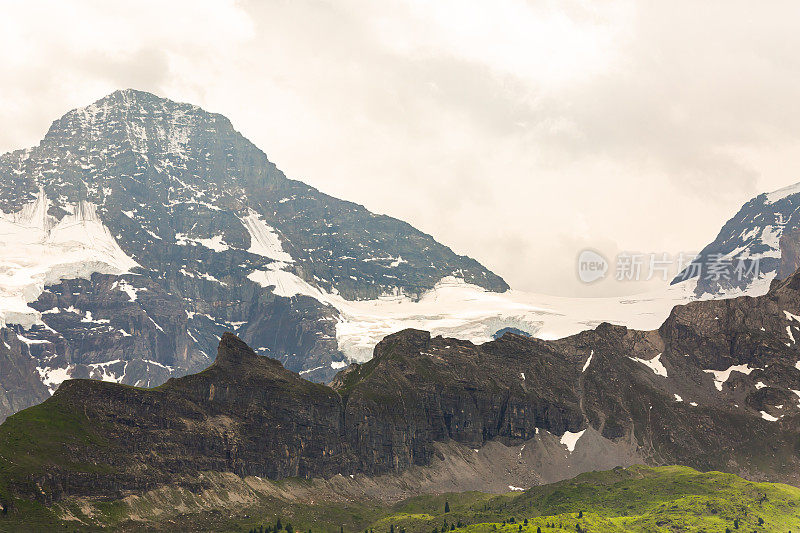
[672, 183, 800, 296]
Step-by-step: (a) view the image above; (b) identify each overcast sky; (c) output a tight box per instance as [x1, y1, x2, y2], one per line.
[3, 0, 800, 296]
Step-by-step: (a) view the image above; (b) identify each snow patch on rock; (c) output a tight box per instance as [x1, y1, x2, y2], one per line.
[111, 279, 142, 301]
[248, 263, 326, 299]
[785, 310, 800, 322]
[240, 209, 294, 263]
[582, 350, 593, 372]
[704, 364, 755, 391]
[760, 411, 779, 422]
[560, 429, 586, 452]
[175, 233, 229, 252]
[628, 353, 667, 377]
[36, 365, 71, 394]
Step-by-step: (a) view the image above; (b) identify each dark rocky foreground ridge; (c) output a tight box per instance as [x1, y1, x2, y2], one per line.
[6, 268, 800, 512]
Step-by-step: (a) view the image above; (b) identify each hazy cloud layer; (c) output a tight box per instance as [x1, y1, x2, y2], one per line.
[2, 0, 799, 296]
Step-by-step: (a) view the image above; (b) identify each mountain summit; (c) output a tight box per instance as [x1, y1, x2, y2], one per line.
[0, 89, 507, 421]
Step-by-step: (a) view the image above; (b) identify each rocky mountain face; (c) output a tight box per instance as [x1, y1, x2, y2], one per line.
[779, 228, 800, 280]
[0, 329, 50, 420]
[6, 267, 800, 508]
[672, 182, 800, 296]
[0, 89, 507, 422]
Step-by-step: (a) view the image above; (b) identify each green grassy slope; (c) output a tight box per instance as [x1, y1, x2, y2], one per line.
[3, 465, 800, 532]
[376, 465, 800, 533]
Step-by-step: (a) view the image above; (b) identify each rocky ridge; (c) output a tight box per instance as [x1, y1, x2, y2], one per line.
[5, 265, 800, 509]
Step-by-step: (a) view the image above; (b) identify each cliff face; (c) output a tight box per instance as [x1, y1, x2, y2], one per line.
[338, 329, 586, 472]
[779, 228, 800, 280]
[6, 269, 800, 507]
[0, 329, 50, 418]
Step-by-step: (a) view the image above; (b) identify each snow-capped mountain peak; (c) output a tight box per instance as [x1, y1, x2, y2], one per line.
[673, 181, 800, 296]
[0, 89, 510, 421]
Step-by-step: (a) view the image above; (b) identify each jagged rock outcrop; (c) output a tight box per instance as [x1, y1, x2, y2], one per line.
[6, 267, 800, 508]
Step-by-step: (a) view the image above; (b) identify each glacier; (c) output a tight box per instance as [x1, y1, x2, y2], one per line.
[0, 188, 138, 328]
[243, 209, 708, 363]
[0, 187, 769, 373]
[0, 189, 753, 371]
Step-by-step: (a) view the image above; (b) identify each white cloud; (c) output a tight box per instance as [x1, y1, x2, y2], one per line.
[368, 0, 629, 87]
[2, 1, 800, 296]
